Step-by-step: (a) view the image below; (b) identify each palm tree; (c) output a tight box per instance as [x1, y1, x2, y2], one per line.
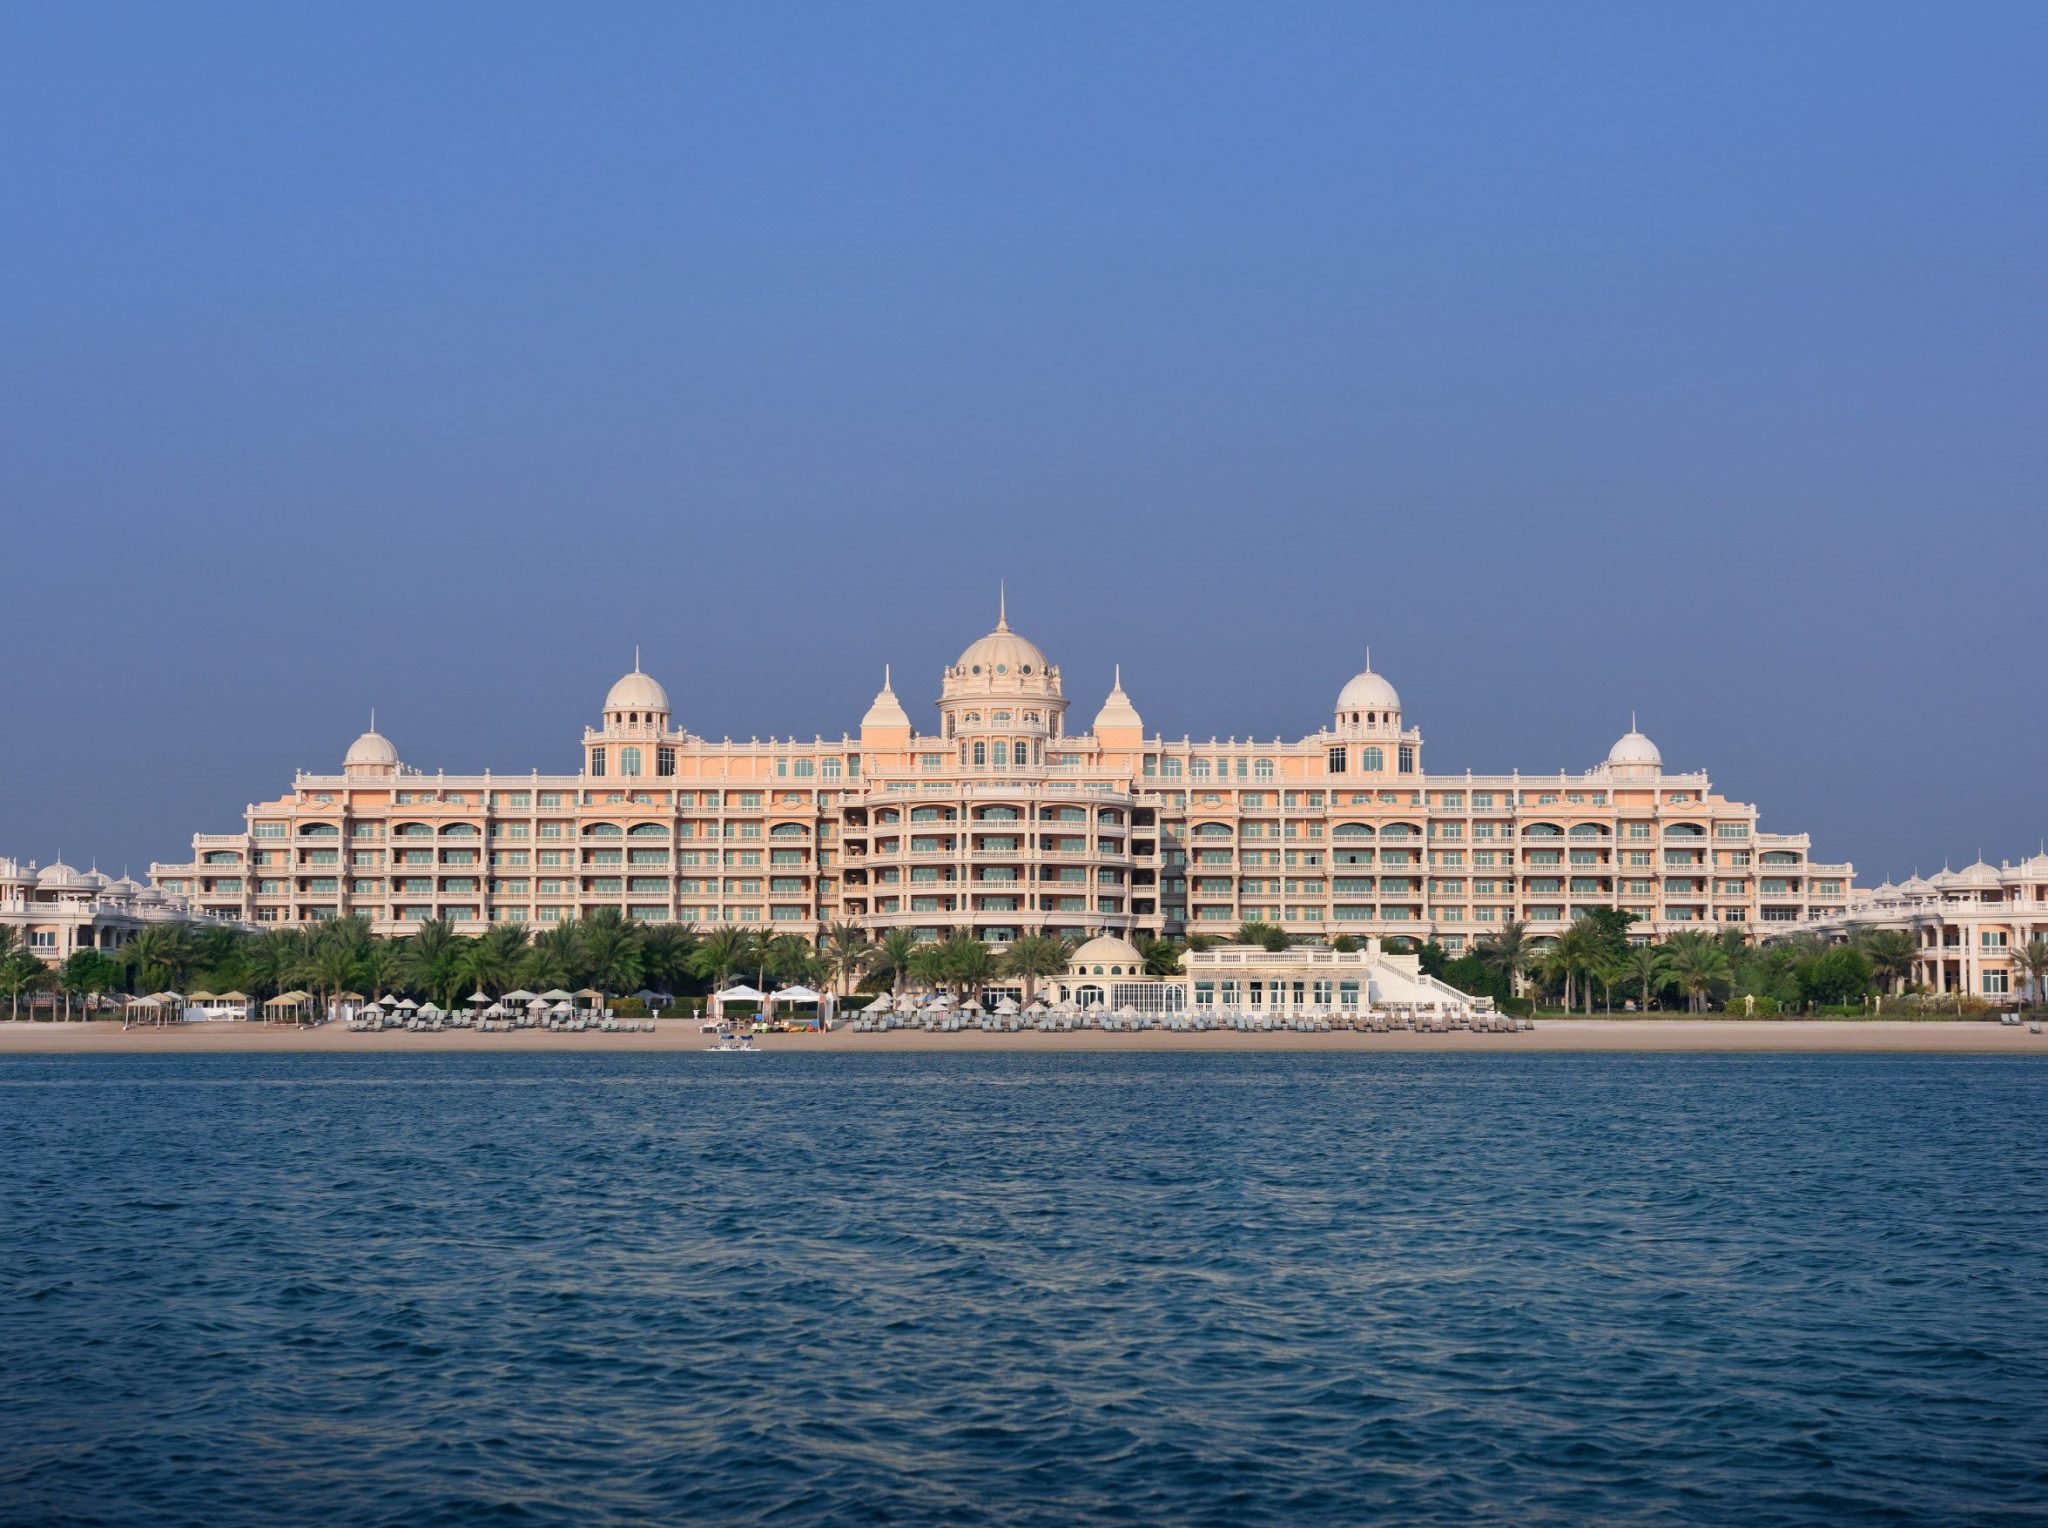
[1664, 931, 1732, 1013]
[361, 940, 407, 1000]
[522, 921, 584, 991]
[1478, 919, 1533, 998]
[308, 939, 362, 1007]
[402, 918, 467, 1007]
[907, 943, 949, 995]
[2013, 935, 2048, 1009]
[640, 923, 700, 998]
[1857, 928, 1917, 996]
[870, 929, 921, 996]
[124, 924, 196, 992]
[937, 931, 996, 1004]
[579, 909, 645, 1005]
[1, 950, 51, 1018]
[1617, 943, 1669, 1012]
[1001, 931, 1071, 1004]
[692, 926, 758, 992]
[1234, 920, 1288, 951]
[60, 950, 121, 1019]
[1552, 917, 1607, 1014]
[818, 922, 872, 997]
[1134, 935, 1184, 976]
[244, 928, 308, 999]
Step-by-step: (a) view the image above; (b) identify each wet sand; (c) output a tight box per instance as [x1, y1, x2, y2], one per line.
[0, 1019, 2042, 1055]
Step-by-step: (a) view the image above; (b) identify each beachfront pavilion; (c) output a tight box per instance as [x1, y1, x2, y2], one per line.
[1042, 935, 1482, 1018]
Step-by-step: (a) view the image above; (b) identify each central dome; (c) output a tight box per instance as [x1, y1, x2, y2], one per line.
[1070, 934, 1145, 975]
[1336, 664, 1400, 713]
[345, 728, 399, 768]
[955, 614, 1050, 681]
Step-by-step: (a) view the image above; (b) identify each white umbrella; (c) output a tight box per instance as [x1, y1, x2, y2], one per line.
[770, 985, 822, 1003]
[395, 997, 419, 1010]
[484, 1003, 505, 1017]
[994, 997, 1020, 1014]
[467, 990, 490, 1005]
[957, 996, 984, 1014]
[862, 995, 893, 1014]
[539, 989, 575, 1002]
[1024, 1000, 1049, 1016]
[551, 1000, 574, 1015]
[1116, 1004, 1139, 1019]
[501, 989, 537, 1003]
[418, 1002, 442, 1018]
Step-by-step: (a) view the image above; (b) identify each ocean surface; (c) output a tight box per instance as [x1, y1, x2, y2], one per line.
[2, 1053, 2044, 1525]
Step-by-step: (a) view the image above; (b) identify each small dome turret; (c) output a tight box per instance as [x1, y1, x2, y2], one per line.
[1606, 718, 1662, 770]
[860, 666, 912, 733]
[1092, 665, 1143, 736]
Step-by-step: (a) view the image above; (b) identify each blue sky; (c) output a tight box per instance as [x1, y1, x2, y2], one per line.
[2, 2, 2041, 882]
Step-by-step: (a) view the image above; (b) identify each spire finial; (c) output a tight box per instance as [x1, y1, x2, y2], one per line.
[1114, 662, 1122, 690]
[633, 645, 642, 673]
[370, 707, 376, 734]
[883, 663, 893, 692]
[996, 580, 1008, 631]
[1631, 708, 1638, 732]
[1365, 645, 1372, 672]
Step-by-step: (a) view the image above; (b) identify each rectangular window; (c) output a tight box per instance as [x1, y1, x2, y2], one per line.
[590, 748, 606, 777]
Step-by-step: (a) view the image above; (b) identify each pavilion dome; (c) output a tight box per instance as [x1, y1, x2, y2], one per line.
[2021, 852, 2048, 875]
[344, 728, 399, 768]
[1898, 874, 1935, 895]
[604, 665, 669, 714]
[1092, 667, 1143, 734]
[1955, 860, 2001, 887]
[1606, 728, 1663, 769]
[109, 875, 144, 897]
[1069, 934, 1146, 976]
[860, 667, 912, 731]
[1336, 664, 1400, 713]
[37, 861, 88, 891]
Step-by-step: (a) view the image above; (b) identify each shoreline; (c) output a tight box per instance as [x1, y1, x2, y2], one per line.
[0, 1019, 2042, 1055]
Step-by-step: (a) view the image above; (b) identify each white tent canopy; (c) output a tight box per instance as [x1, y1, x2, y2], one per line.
[715, 984, 765, 1002]
[770, 985, 822, 1003]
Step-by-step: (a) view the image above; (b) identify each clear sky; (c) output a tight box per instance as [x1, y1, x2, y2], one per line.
[2, 2, 2041, 883]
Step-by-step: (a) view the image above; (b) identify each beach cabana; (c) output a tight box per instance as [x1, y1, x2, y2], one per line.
[711, 984, 764, 1022]
[501, 989, 537, 1005]
[216, 990, 254, 1021]
[263, 991, 315, 1027]
[769, 985, 824, 1029]
[123, 994, 173, 1029]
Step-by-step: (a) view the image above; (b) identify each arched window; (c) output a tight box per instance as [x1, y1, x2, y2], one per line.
[1361, 747, 1384, 771]
[1333, 823, 1375, 838]
[993, 740, 1009, 768]
[1253, 758, 1274, 780]
[1190, 758, 1212, 779]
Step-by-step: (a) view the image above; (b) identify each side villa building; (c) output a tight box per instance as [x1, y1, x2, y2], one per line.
[151, 608, 1855, 951]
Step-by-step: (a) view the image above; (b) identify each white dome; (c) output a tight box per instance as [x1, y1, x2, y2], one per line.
[1092, 667, 1143, 734]
[1070, 934, 1145, 974]
[1606, 730, 1663, 768]
[604, 666, 669, 714]
[955, 616, 1050, 681]
[110, 875, 144, 896]
[1336, 665, 1400, 713]
[860, 667, 912, 731]
[1955, 860, 2001, 887]
[345, 728, 399, 768]
[37, 861, 87, 890]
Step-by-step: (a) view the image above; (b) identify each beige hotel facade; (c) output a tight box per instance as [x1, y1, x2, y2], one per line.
[151, 606, 1855, 951]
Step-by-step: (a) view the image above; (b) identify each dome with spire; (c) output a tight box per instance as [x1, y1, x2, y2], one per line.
[604, 654, 669, 715]
[1606, 718, 1663, 769]
[1953, 859, 2001, 889]
[37, 860, 88, 891]
[344, 721, 399, 769]
[1335, 658, 1400, 714]
[1092, 666, 1143, 734]
[953, 587, 1051, 682]
[860, 666, 912, 732]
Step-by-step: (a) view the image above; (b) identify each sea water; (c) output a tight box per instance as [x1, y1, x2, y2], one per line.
[2, 1053, 2043, 1523]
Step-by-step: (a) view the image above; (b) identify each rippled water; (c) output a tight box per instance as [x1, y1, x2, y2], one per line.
[2, 1054, 2045, 1524]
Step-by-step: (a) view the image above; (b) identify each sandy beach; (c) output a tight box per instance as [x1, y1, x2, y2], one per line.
[0, 1018, 2042, 1055]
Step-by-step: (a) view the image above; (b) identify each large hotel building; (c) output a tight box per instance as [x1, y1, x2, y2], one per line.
[151, 606, 1855, 951]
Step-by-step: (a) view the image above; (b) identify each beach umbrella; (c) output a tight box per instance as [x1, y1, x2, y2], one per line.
[418, 1002, 443, 1018]
[395, 997, 419, 1011]
[467, 990, 490, 1005]
[484, 1003, 505, 1017]
[551, 1000, 574, 1015]
[539, 989, 575, 1002]
[1116, 1004, 1139, 1019]
[994, 996, 1020, 1014]
[1024, 1000, 1049, 1016]
[500, 989, 537, 1004]
[862, 995, 893, 1014]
